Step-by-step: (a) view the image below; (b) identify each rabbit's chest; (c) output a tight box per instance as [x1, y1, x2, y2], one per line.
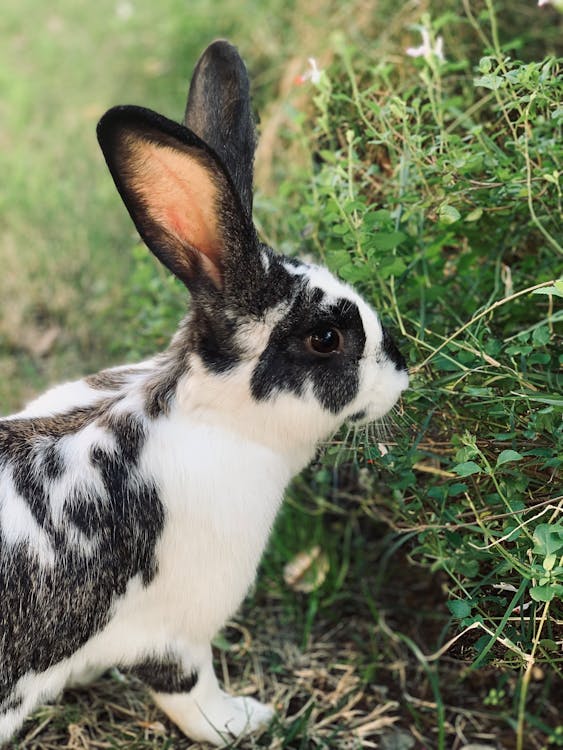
[138, 419, 292, 638]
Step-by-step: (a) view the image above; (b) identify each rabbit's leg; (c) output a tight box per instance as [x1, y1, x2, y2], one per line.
[65, 665, 106, 689]
[150, 644, 274, 746]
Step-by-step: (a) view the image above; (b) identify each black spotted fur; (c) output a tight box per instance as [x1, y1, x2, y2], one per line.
[0, 407, 164, 707]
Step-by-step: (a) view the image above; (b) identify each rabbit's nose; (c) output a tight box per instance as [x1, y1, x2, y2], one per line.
[381, 326, 407, 372]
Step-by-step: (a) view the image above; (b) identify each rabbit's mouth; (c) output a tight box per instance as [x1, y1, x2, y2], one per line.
[346, 406, 388, 426]
[347, 409, 368, 424]
[346, 368, 409, 426]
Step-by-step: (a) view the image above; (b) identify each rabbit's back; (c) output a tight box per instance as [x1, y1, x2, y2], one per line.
[0, 366, 166, 711]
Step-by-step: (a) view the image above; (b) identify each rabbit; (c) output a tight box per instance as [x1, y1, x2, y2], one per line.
[0, 40, 409, 746]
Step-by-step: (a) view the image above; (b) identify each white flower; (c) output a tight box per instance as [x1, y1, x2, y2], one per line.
[296, 58, 323, 85]
[406, 27, 445, 63]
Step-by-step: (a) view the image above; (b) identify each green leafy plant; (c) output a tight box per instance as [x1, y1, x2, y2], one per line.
[530, 523, 563, 603]
[260, 2, 562, 747]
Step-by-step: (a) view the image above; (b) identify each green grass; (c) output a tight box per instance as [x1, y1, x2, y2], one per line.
[2, 0, 562, 748]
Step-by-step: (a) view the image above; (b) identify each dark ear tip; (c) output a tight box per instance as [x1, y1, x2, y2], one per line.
[200, 39, 245, 66]
[97, 106, 203, 158]
[97, 106, 131, 151]
[97, 105, 144, 146]
[195, 40, 248, 85]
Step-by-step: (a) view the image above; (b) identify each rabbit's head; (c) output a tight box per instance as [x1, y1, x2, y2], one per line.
[97, 41, 408, 455]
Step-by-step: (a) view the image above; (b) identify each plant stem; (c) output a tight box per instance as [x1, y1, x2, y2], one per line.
[516, 602, 550, 750]
[412, 280, 556, 373]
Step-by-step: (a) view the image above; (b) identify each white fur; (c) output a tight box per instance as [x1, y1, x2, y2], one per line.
[13, 380, 107, 419]
[153, 653, 275, 744]
[10, 360, 155, 420]
[141, 412, 293, 640]
[234, 301, 290, 357]
[175, 354, 335, 465]
[0, 468, 56, 567]
[47, 426, 116, 554]
[352, 292, 409, 421]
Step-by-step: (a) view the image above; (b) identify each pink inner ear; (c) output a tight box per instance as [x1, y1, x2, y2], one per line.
[164, 208, 188, 238]
[125, 135, 224, 285]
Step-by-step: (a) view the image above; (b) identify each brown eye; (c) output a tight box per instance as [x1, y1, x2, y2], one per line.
[307, 327, 343, 356]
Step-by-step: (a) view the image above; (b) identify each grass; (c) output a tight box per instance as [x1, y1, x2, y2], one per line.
[2, 0, 562, 748]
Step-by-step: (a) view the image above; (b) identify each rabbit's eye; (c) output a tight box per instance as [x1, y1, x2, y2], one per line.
[307, 327, 344, 356]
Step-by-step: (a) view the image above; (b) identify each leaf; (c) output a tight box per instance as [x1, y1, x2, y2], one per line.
[452, 461, 482, 477]
[465, 207, 483, 222]
[379, 257, 407, 278]
[326, 249, 352, 270]
[533, 523, 563, 556]
[531, 288, 563, 298]
[539, 639, 558, 651]
[478, 56, 494, 74]
[511, 392, 563, 406]
[330, 224, 352, 237]
[283, 546, 329, 593]
[448, 482, 468, 496]
[438, 204, 461, 224]
[370, 208, 392, 224]
[531, 279, 563, 298]
[212, 633, 234, 652]
[456, 445, 478, 462]
[532, 326, 551, 346]
[474, 74, 504, 90]
[338, 264, 369, 283]
[530, 584, 563, 603]
[372, 231, 407, 251]
[457, 557, 480, 577]
[447, 599, 472, 618]
[496, 450, 524, 467]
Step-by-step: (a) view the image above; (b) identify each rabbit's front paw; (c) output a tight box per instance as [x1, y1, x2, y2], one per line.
[155, 685, 274, 746]
[227, 695, 275, 734]
[197, 694, 274, 745]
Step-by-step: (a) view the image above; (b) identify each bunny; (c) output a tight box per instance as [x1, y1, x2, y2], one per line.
[0, 40, 408, 746]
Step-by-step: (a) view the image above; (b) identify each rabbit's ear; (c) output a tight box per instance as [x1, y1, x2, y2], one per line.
[183, 40, 256, 218]
[97, 105, 255, 291]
